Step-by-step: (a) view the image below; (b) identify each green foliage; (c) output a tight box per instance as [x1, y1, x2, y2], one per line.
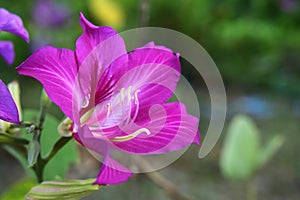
[21, 110, 79, 180]
[0, 178, 36, 200]
[26, 179, 100, 200]
[220, 114, 284, 180]
[258, 134, 284, 167]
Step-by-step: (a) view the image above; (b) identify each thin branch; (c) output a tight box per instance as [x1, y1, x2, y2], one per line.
[139, 0, 150, 27]
[43, 136, 72, 165]
[135, 157, 194, 200]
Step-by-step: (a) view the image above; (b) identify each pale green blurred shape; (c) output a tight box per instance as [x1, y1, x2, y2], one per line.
[220, 114, 284, 180]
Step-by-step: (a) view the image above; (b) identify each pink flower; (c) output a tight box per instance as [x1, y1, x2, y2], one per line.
[17, 13, 200, 185]
[0, 8, 29, 65]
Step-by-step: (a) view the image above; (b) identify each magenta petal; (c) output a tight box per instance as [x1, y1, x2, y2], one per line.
[75, 13, 126, 66]
[114, 43, 181, 110]
[0, 41, 14, 65]
[94, 156, 133, 185]
[77, 126, 132, 185]
[112, 102, 199, 154]
[0, 79, 20, 124]
[17, 46, 77, 119]
[0, 8, 29, 42]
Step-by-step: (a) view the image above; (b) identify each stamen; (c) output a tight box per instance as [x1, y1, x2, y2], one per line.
[120, 88, 125, 104]
[107, 103, 111, 117]
[110, 128, 151, 142]
[126, 86, 133, 104]
[132, 89, 141, 121]
[134, 89, 141, 104]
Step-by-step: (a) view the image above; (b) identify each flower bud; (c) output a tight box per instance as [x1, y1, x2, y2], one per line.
[58, 118, 72, 137]
[27, 139, 40, 167]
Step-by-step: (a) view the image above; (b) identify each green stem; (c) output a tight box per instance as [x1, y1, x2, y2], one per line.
[33, 136, 72, 183]
[31, 90, 51, 183]
[246, 178, 257, 200]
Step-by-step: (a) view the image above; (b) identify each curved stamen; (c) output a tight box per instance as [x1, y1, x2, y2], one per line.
[110, 128, 151, 142]
[132, 89, 141, 121]
[107, 103, 111, 117]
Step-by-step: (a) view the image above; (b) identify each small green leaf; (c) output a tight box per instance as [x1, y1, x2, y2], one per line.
[26, 179, 101, 200]
[0, 178, 36, 200]
[258, 135, 284, 168]
[220, 114, 260, 180]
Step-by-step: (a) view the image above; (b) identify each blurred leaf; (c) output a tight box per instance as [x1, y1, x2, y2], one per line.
[258, 135, 284, 168]
[26, 179, 101, 200]
[0, 178, 36, 200]
[220, 114, 260, 180]
[22, 110, 79, 180]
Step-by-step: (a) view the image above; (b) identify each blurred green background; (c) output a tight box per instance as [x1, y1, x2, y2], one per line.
[0, 0, 299, 199]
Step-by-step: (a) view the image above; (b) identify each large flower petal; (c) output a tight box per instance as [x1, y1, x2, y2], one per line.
[76, 126, 132, 185]
[0, 79, 19, 124]
[75, 13, 126, 66]
[111, 102, 199, 154]
[0, 8, 29, 42]
[17, 47, 77, 119]
[0, 41, 14, 65]
[73, 13, 128, 117]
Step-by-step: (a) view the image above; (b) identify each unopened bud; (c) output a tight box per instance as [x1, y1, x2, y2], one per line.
[27, 124, 36, 134]
[27, 139, 40, 167]
[58, 118, 73, 137]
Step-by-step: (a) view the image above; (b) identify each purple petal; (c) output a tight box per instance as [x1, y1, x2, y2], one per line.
[0, 41, 14, 65]
[75, 13, 126, 66]
[0, 8, 29, 42]
[17, 47, 77, 119]
[0, 79, 20, 124]
[111, 102, 199, 154]
[76, 126, 132, 185]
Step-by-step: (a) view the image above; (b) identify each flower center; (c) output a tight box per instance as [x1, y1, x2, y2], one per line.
[106, 86, 141, 124]
[81, 86, 152, 142]
[105, 86, 151, 142]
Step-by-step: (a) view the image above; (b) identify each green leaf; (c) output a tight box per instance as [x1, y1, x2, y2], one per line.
[26, 179, 101, 200]
[22, 110, 79, 180]
[220, 114, 260, 180]
[0, 178, 36, 200]
[258, 135, 284, 168]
